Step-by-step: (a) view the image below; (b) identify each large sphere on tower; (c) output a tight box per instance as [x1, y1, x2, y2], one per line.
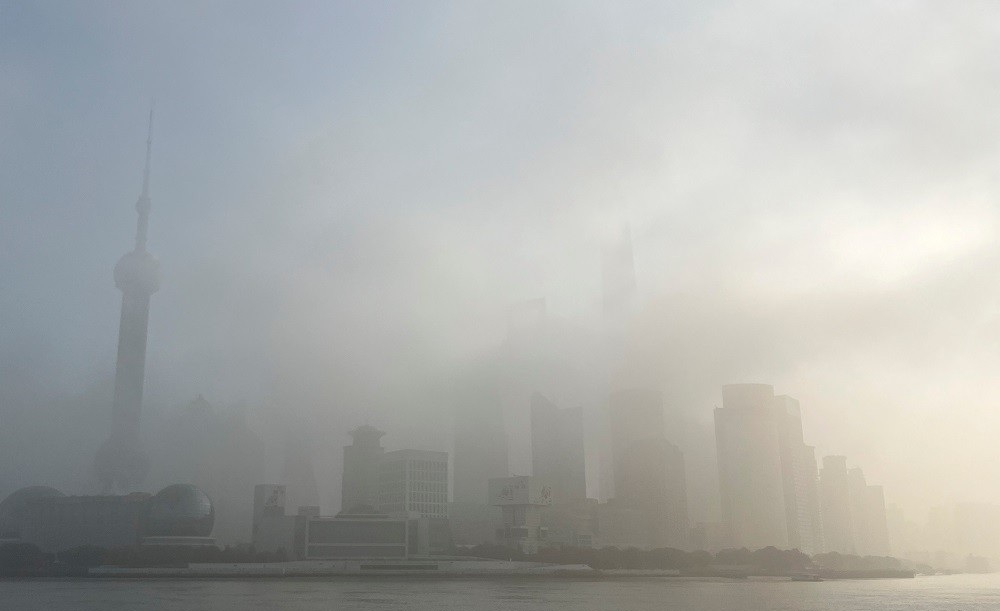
[114, 249, 160, 295]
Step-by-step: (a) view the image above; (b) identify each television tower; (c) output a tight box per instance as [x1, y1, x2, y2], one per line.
[95, 107, 161, 492]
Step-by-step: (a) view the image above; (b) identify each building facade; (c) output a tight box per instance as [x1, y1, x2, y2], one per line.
[609, 388, 689, 549]
[530, 392, 586, 504]
[847, 468, 890, 557]
[341, 425, 385, 512]
[714, 384, 789, 550]
[774, 395, 824, 555]
[0, 484, 215, 553]
[489, 475, 553, 554]
[305, 512, 409, 559]
[819, 455, 854, 554]
[453, 392, 509, 505]
[377, 449, 449, 518]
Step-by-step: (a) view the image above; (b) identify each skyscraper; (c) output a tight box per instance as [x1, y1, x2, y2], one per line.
[341, 425, 385, 512]
[149, 395, 265, 546]
[95, 109, 161, 493]
[609, 388, 689, 549]
[281, 429, 320, 513]
[773, 395, 823, 555]
[453, 390, 508, 505]
[863, 484, 890, 556]
[530, 392, 586, 504]
[819, 455, 854, 554]
[847, 467, 890, 557]
[609, 388, 665, 495]
[714, 384, 788, 550]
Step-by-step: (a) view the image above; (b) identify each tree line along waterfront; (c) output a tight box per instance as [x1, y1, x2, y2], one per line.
[0, 541, 922, 579]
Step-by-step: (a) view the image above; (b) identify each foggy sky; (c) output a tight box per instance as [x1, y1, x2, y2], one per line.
[3, 1, 1000, 521]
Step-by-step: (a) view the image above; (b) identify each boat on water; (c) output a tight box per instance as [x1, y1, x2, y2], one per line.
[790, 573, 823, 582]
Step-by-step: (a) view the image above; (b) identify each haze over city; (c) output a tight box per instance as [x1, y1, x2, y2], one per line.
[3, 0, 1000, 571]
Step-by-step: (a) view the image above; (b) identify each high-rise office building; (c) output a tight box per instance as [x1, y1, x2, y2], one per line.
[149, 395, 265, 546]
[453, 391, 508, 504]
[341, 425, 385, 512]
[377, 449, 448, 518]
[714, 384, 788, 550]
[530, 393, 586, 504]
[847, 467, 890, 557]
[847, 467, 870, 554]
[864, 484, 890, 556]
[773, 395, 823, 555]
[819, 455, 854, 554]
[281, 430, 320, 512]
[95, 110, 160, 492]
[619, 437, 689, 549]
[609, 388, 666, 494]
[609, 388, 689, 549]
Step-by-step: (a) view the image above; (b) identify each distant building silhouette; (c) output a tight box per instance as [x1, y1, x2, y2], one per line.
[453, 388, 508, 505]
[865, 485, 890, 556]
[847, 467, 890, 556]
[0, 483, 215, 552]
[714, 384, 789, 550]
[341, 425, 385, 512]
[530, 392, 586, 505]
[773, 395, 824, 555]
[149, 395, 265, 546]
[819, 455, 854, 554]
[95, 109, 160, 493]
[531, 393, 595, 547]
[609, 388, 665, 494]
[281, 428, 320, 512]
[609, 388, 689, 549]
[819, 458, 890, 556]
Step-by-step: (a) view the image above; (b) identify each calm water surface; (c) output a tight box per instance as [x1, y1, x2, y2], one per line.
[2, 574, 999, 610]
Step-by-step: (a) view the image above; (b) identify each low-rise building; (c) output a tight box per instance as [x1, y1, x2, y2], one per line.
[489, 475, 552, 554]
[0, 484, 215, 553]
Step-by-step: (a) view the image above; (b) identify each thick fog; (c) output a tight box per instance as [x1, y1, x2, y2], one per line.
[3, 1, 1000, 550]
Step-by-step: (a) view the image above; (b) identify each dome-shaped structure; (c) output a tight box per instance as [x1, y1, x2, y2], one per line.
[145, 484, 214, 537]
[0, 486, 64, 537]
[114, 249, 160, 295]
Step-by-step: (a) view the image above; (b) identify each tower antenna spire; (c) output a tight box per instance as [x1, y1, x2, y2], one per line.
[141, 101, 154, 200]
[135, 101, 154, 251]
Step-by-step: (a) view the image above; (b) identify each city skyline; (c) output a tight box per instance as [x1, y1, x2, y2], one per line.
[3, 1, 1000, 571]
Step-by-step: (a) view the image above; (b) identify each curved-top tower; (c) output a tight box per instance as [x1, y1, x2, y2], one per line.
[96, 108, 161, 492]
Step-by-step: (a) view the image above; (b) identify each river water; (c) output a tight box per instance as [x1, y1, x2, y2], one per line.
[1, 574, 998, 610]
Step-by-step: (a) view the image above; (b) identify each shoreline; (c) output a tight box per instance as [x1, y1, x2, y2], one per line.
[1, 563, 919, 581]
